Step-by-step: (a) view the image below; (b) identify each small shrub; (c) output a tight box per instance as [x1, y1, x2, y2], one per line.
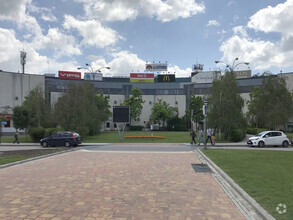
[129, 126, 144, 131]
[247, 127, 267, 135]
[230, 129, 245, 142]
[29, 127, 46, 142]
[44, 128, 64, 137]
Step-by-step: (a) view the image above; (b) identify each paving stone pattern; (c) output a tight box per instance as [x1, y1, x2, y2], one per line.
[0, 151, 246, 219]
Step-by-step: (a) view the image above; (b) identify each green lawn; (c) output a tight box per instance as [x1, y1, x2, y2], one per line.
[84, 131, 234, 143]
[0, 156, 30, 165]
[0, 149, 67, 166]
[202, 149, 293, 220]
[0, 135, 33, 143]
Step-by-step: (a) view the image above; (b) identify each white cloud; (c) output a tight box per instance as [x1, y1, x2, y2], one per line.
[75, 0, 205, 22]
[32, 28, 81, 58]
[220, 0, 293, 71]
[0, 0, 31, 21]
[232, 26, 248, 38]
[63, 15, 123, 48]
[207, 20, 220, 27]
[28, 4, 57, 22]
[108, 51, 146, 77]
[0, 28, 78, 74]
[168, 65, 192, 77]
[248, 0, 293, 34]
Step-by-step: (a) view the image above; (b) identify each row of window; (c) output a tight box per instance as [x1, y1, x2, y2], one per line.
[113, 100, 179, 105]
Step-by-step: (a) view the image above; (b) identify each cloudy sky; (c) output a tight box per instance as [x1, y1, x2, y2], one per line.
[0, 0, 292, 77]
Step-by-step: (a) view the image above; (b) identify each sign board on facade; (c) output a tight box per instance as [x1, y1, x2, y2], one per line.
[113, 106, 130, 123]
[145, 63, 168, 72]
[84, 72, 103, 81]
[157, 74, 175, 82]
[58, 71, 81, 80]
[191, 71, 220, 84]
[130, 73, 154, 83]
[235, 70, 251, 79]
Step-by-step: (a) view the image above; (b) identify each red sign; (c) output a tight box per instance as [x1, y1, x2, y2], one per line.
[58, 71, 81, 80]
[130, 73, 154, 78]
[1, 114, 11, 119]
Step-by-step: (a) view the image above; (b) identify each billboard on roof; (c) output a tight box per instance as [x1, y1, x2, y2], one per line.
[145, 63, 168, 72]
[157, 74, 175, 82]
[58, 71, 81, 80]
[191, 71, 220, 84]
[130, 73, 154, 83]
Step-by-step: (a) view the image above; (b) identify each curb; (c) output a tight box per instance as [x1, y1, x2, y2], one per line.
[195, 148, 275, 220]
[0, 148, 79, 169]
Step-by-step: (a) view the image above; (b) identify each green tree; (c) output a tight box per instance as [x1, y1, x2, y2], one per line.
[187, 95, 204, 124]
[95, 93, 112, 123]
[122, 87, 145, 122]
[247, 74, 293, 130]
[12, 106, 30, 139]
[22, 85, 51, 128]
[54, 82, 110, 136]
[150, 99, 178, 128]
[208, 71, 246, 139]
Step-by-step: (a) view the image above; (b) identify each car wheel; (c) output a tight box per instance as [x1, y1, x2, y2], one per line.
[42, 142, 48, 148]
[258, 141, 265, 148]
[282, 141, 289, 148]
[64, 141, 71, 147]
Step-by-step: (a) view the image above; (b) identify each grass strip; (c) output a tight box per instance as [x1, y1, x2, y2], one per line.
[202, 149, 293, 220]
[0, 149, 66, 166]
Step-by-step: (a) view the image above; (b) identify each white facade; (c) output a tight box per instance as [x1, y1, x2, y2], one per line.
[0, 71, 45, 134]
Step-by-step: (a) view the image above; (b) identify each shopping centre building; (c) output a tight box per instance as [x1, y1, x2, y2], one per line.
[1, 67, 293, 134]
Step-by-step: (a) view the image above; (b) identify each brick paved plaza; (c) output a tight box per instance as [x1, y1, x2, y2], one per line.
[0, 150, 245, 219]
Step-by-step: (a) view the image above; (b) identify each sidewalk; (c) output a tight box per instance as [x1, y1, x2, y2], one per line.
[0, 150, 247, 219]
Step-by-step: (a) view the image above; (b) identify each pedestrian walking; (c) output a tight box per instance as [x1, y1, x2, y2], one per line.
[206, 128, 212, 144]
[211, 128, 216, 145]
[190, 130, 197, 145]
[198, 129, 204, 145]
[13, 130, 19, 144]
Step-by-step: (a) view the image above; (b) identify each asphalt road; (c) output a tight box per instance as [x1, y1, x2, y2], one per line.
[1, 142, 293, 152]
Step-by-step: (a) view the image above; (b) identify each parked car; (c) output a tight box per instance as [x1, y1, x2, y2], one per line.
[40, 131, 82, 147]
[247, 131, 289, 147]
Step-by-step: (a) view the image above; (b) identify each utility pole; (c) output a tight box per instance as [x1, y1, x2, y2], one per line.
[203, 96, 207, 149]
[20, 51, 26, 74]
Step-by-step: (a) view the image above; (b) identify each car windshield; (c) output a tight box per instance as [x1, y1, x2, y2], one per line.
[256, 131, 267, 137]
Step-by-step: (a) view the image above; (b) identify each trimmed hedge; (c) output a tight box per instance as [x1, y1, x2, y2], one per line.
[247, 127, 267, 135]
[44, 128, 64, 137]
[129, 126, 144, 131]
[230, 129, 246, 142]
[29, 127, 46, 142]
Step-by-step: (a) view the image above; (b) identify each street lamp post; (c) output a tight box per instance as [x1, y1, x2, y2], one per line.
[77, 64, 110, 102]
[215, 58, 249, 72]
[77, 64, 110, 81]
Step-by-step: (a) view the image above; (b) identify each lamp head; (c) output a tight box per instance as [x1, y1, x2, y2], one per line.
[86, 63, 89, 66]
[235, 57, 239, 61]
[244, 62, 249, 65]
[215, 61, 220, 64]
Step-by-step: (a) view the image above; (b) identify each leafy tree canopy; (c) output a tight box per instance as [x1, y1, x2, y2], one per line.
[122, 87, 145, 121]
[187, 95, 204, 123]
[208, 71, 246, 138]
[54, 82, 111, 136]
[150, 99, 178, 127]
[247, 74, 293, 129]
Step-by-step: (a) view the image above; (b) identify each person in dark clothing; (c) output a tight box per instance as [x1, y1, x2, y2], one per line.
[206, 128, 212, 144]
[190, 130, 196, 145]
[13, 130, 19, 144]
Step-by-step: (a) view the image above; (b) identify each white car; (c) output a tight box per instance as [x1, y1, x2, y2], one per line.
[247, 131, 290, 147]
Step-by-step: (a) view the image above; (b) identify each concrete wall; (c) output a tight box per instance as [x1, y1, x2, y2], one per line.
[0, 71, 45, 134]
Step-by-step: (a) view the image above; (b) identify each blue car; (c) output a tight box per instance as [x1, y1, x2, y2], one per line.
[40, 131, 82, 147]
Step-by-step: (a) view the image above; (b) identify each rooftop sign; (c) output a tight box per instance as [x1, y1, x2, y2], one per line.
[58, 71, 81, 80]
